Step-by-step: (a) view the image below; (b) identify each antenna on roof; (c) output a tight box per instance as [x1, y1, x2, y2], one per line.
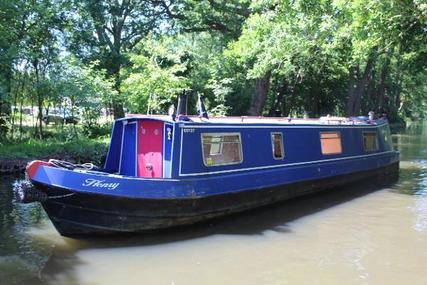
[197, 94, 209, 120]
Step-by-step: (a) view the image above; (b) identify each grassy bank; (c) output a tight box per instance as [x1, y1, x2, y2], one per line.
[0, 137, 109, 173]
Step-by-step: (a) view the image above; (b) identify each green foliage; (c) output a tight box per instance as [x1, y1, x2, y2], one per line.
[0, 0, 426, 146]
[222, 0, 427, 118]
[122, 38, 189, 114]
[170, 0, 252, 39]
[82, 123, 112, 139]
[51, 58, 116, 133]
[0, 137, 109, 165]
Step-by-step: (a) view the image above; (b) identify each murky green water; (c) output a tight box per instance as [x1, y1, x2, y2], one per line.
[1, 123, 427, 285]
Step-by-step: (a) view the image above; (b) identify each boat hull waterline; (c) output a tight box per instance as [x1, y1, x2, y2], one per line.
[29, 157, 398, 236]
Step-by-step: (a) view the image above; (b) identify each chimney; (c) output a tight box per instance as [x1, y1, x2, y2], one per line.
[176, 93, 187, 116]
[197, 94, 209, 119]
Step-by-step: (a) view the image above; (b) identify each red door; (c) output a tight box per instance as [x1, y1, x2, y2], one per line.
[137, 121, 163, 178]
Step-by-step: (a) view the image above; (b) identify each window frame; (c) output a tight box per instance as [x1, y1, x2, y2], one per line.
[319, 131, 342, 155]
[362, 131, 379, 152]
[201, 132, 244, 167]
[271, 132, 285, 160]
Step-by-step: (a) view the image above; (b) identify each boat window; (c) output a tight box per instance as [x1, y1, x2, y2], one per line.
[320, 132, 342, 155]
[271, 132, 284, 159]
[363, 132, 378, 152]
[201, 133, 243, 166]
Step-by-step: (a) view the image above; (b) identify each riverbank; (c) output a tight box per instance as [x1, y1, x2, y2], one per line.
[0, 138, 109, 174]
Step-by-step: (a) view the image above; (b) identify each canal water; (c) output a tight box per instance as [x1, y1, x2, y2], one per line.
[1, 124, 427, 285]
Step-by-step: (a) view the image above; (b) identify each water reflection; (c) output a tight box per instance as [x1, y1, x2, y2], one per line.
[0, 176, 50, 284]
[1, 122, 427, 285]
[393, 162, 427, 195]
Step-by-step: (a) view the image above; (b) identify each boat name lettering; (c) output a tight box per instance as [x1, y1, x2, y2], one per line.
[183, 128, 195, 133]
[82, 179, 119, 190]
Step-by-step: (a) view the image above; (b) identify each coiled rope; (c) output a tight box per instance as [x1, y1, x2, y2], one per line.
[48, 159, 98, 171]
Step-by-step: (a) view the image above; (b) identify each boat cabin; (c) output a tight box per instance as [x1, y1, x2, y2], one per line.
[103, 115, 394, 179]
[104, 116, 174, 178]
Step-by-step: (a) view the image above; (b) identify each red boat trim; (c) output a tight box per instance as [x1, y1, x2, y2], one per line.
[26, 160, 53, 179]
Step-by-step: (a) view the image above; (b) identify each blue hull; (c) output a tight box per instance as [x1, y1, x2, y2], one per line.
[32, 151, 398, 199]
[29, 151, 399, 236]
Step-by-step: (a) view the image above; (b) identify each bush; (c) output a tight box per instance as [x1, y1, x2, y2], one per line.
[82, 123, 112, 139]
[0, 137, 109, 166]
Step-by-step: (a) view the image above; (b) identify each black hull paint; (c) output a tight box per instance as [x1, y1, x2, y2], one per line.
[36, 162, 399, 236]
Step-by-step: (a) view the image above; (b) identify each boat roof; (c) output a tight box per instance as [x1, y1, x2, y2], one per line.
[122, 114, 387, 126]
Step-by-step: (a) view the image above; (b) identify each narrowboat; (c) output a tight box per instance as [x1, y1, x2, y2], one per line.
[19, 96, 399, 236]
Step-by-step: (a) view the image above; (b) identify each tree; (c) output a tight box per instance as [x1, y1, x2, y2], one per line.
[221, 0, 427, 118]
[22, 0, 64, 138]
[52, 57, 117, 137]
[227, 0, 343, 116]
[66, 0, 176, 118]
[168, 0, 251, 39]
[0, 0, 26, 135]
[65, 0, 252, 118]
[122, 37, 189, 114]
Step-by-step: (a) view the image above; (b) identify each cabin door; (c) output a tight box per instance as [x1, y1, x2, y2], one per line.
[119, 122, 137, 176]
[137, 121, 163, 178]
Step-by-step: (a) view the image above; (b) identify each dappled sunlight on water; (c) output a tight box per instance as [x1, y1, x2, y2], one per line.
[1, 123, 427, 284]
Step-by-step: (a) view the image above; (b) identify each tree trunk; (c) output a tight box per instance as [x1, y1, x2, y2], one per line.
[311, 86, 321, 117]
[70, 95, 78, 138]
[34, 59, 43, 139]
[12, 73, 26, 139]
[365, 67, 376, 113]
[377, 57, 390, 113]
[11, 74, 18, 139]
[346, 54, 376, 116]
[0, 63, 12, 136]
[249, 71, 272, 116]
[31, 100, 35, 130]
[395, 50, 403, 111]
[19, 95, 24, 140]
[268, 82, 287, 117]
[112, 92, 124, 119]
[109, 52, 125, 119]
[346, 67, 356, 116]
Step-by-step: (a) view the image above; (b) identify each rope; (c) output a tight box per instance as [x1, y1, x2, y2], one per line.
[48, 159, 97, 171]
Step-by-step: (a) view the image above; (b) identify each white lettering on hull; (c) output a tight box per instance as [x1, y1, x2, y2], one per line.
[82, 179, 119, 190]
